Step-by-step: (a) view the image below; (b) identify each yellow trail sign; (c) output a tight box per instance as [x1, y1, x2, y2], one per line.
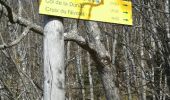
[39, 0, 132, 25]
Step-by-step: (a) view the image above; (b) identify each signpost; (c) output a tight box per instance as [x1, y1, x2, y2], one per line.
[39, 0, 132, 25]
[43, 17, 65, 100]
[40, 1, 132, 100]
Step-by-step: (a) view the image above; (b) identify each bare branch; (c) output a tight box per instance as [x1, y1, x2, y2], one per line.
[0, 1, 43, 35]
[17, 16, 43, 35]
[0, 0, 16, 22]
[85, 21, 111, 65]
[64, 29, 86, 44]
[0, 1, 111, 64]
[0, 27, 30, 49]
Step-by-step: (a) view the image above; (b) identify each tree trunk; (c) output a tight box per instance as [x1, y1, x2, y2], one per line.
[163, 75, 167, 100]
[87, 53, 94, 100]
[159, 70, 163, 100]
[112, 32, 118, 66]
[96, 64, 120, 100]
[66, 41, 71, 100]
[151, 62, 156, 100]
[165, 0, 170, 91]
[123, 29, 132, 100]
[43, 16, 65, 100]
[165, 0, 170, 45]
[76, 46, 85, 100]
[84, 21, 120, 100]
[140, 19, 146, 100]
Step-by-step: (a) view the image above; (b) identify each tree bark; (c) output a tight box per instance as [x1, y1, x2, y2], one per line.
[123, 28, 132, 100]
[165, 0, 170, 45]
[43, 16, 65, 100]
[112, 32, 118, 66]
[96, 64, 120, 100]
[165, 0, 170, 91]
[85, 21, 120, 100]
[87, 53, 94, 100]
[76, 46, 85, 100]
[140, 18, 146, 100]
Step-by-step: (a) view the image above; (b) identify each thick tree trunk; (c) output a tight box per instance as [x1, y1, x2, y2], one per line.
[43, 17, 65, 100]
[96, 64, 120, 100]
[84, 21, 120, 100]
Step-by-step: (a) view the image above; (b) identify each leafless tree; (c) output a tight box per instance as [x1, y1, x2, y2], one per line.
[0, 0, 170, 100]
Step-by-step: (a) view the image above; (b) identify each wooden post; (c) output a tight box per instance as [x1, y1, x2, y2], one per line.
[43, 16, 65, 100]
